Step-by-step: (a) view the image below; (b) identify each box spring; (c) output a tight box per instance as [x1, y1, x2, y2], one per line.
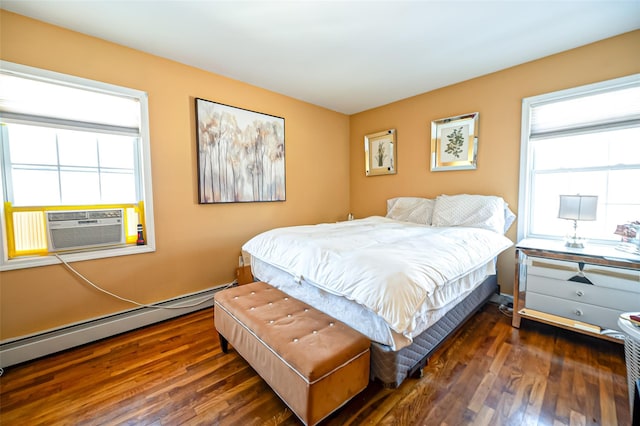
[370, 275, 497, 387]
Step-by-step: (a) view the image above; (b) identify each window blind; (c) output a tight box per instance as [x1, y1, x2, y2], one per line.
[0, 72, 141, 135]
[530, 85, 640, 139]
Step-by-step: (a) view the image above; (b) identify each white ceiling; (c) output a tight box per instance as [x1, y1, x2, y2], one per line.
[2, 1, 639, 114]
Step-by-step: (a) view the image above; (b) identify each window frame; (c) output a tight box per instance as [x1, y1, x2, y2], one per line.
[0, 61, 155, 271]
[517, 73, 640, 243]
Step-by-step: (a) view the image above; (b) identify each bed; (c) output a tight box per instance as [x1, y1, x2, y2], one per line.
[242, 194, 515, 387]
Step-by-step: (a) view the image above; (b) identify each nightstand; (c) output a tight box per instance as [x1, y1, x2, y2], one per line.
[512, 238, 640, 343]
[235, 265, 254, 285]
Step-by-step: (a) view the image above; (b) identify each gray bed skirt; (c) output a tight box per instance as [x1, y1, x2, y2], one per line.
[370, 274, 498, 387]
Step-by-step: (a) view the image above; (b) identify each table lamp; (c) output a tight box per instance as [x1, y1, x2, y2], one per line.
[558, 194, 598, 248]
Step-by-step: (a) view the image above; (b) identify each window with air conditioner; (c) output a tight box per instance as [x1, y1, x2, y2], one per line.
[518, 74, 640, 243]
[0, 61, 155, 270]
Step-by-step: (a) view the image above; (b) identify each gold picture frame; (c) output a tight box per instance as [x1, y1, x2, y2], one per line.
[430, 112, 478, 171]
[365, 129, 397, 176]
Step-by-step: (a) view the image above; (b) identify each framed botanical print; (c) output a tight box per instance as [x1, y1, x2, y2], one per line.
[430, 112, 478, 171]
[365, 129, 397, 176]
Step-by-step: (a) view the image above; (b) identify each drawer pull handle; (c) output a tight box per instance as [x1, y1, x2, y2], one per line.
[576, 290, 584, 297]
[574, 309, 583, 316]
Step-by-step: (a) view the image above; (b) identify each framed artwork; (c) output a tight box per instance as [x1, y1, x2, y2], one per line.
[195, 98, 285, 203]
[365, 129, 397, 176]
[430, 112, 479, 171]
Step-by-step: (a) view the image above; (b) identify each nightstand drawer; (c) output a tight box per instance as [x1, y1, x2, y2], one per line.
[526, 275, 638, 312]
[528, 257, 640, 293]
[526, 292, 622, 331]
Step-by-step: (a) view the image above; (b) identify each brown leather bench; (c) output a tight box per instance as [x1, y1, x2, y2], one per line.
[214, 281, 370, 426]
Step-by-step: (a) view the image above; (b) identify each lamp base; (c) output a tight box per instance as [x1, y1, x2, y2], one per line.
[564, 235, 587, 248]
[565, 240, 585, 249]
[564, 221, 587, 248]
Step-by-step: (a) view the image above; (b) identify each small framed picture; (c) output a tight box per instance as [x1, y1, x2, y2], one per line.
[430, 112, 478, 171]
[365, 129, 397, 176]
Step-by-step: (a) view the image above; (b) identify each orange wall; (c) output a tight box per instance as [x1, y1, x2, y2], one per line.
[0, 11, 350, 339]
[1, 10, 638, 341]
[349, 30, 640, 295]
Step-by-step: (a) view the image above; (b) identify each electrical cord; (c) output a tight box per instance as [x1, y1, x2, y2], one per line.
[498, 303, 513, 318]
[55, 254, 234, 309]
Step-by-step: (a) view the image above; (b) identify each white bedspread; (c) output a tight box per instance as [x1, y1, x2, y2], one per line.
[242, 216, 512, 336]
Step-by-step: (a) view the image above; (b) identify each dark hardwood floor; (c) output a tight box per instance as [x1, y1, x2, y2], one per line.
[0, 303, 631, 425]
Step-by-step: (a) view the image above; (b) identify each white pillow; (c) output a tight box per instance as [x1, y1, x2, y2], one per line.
[504, 205, 516, 233]
[431, 194, 507, 234]
[386, 197, 434, 225]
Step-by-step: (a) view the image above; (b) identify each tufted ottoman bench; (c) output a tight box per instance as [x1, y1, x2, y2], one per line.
[214, 281, 370, 426]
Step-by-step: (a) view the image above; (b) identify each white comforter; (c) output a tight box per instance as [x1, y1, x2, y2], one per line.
[242, 216, 512, 336]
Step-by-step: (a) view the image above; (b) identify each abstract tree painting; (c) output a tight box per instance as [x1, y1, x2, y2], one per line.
[196, 98, 285, 203]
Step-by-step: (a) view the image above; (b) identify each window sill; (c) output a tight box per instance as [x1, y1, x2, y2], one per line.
[0, 244, 155, 271]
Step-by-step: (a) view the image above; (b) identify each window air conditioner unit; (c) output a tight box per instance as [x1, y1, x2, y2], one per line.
[46, 209, 125, 252]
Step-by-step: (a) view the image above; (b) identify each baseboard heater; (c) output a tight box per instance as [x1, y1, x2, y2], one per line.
[0, 283, 231, 369]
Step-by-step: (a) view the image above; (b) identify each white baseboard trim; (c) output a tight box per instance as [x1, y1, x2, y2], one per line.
[0, 283, 232, 368]
[490, 292, 514, 306]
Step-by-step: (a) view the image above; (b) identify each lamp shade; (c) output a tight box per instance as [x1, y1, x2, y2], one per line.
[558, 195, 598, 221]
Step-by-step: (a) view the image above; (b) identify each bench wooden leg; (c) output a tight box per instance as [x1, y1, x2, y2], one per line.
[219, 333, 229, 353]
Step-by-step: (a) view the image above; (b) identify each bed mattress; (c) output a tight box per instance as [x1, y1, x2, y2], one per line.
[251, 257, 495, 350]
[244, 217, 511, 347]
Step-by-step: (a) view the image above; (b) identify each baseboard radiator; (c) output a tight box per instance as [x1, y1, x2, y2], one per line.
[0, 284, 231, 369]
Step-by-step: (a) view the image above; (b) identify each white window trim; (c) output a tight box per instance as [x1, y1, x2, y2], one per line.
[517, 73, 640, 243]
[0, 61, 156, 271]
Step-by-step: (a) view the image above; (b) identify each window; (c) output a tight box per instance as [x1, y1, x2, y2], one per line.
[518, 74, 640, 244]
[0, 61, 155, 270]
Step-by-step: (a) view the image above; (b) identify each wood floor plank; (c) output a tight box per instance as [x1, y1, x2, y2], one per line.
[569, 410, 587, 426]
[475, 405, 496, 426]
[599, 365, 619, 426]
[0, 303, 630, 425]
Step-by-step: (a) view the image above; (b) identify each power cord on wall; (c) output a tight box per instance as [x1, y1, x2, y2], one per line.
[55, 254, 234, 310]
